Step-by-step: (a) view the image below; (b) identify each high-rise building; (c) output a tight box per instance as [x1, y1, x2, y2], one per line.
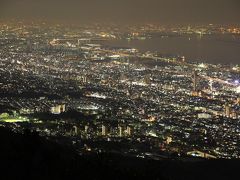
[119, 126, 123, 137]
[85, 125, 89, 133]
[51, 104, 66, 114]
[193, 71, 198, 92]
[224, 104, 231, 117]
[179, 56, 185, 62]
[102, 125, 107, 136]
[209, 80, 213, 92]
[127, 126, 132, 136]
[82, 76, 87, 83]
[191, 71, 200, 96]
[231, 111, 238, 119]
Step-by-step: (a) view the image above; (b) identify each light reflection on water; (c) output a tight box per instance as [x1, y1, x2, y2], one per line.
[103, 34, 240, 65]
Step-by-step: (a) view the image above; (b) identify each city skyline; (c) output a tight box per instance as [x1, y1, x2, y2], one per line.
[0, 22, 239, 160]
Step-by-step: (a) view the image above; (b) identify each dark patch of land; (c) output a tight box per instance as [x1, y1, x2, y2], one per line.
[0, 127, 239, 180]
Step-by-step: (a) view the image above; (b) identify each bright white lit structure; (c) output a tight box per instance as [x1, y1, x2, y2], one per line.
[236, 86, 240, 93]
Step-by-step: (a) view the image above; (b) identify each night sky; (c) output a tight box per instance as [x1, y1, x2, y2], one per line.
[0, 0, 240, 24]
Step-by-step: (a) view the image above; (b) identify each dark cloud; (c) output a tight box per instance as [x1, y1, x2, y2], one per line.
[0, 0, 239, 24]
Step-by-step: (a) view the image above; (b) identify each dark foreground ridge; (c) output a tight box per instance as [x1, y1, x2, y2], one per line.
[0, 127, 239, 180]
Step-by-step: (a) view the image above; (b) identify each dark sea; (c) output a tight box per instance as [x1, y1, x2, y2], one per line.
[103, 34, 240, 65]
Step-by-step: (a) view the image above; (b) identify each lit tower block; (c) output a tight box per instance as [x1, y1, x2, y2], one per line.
[102, 125, 107, 136]
[85, 125, 89, 133]
[180, 56, 186, 62]
[191, 71, 199, 96]
[209, 80, 213, 92]
[224, 104, 231, 117]
[127, 126, 132, 136]
[119, 126, 123, 137]
[51, 104, 66, 114]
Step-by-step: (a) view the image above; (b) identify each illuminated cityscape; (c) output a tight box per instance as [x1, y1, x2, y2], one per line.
[0, 0, 240, 179]
[0, 22, 239, 159]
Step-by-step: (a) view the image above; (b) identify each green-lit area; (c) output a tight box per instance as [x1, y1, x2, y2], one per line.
[1, 119, 29, 123]
[0, 113, 29, 123]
